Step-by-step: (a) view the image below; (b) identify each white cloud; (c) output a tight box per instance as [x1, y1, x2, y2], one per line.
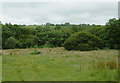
[0, 2, 118, 25]
[0, 0, 119, 2]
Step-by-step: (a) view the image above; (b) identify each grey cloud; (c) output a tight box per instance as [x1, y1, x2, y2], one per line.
[0, 2, 118, 25]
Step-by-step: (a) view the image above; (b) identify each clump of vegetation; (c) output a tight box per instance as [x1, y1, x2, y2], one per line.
[9, 53, 12, 55]
[0, 53, 2, 56]
[97, 61, 105, 69]
[2, 18, 120, 50]
[105, 18, 120, 49]
[30, 49, 41, 55]
[63, 32, 103, 51]
[4, 37, 21, 49]
[106, 60, 117, 70]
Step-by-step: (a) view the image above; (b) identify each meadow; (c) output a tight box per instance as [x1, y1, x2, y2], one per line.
[0, 53, 2, 82]
[2, 47, 118, 81]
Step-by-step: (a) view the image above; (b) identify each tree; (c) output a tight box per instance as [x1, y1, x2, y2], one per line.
[63, 32, 103, 51]
[5, 37, 19, 49]
[55, 24, 61, 30]
[105, 18, 120, 49]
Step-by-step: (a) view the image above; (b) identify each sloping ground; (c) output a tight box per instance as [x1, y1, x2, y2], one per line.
[2, 47, 118, 81]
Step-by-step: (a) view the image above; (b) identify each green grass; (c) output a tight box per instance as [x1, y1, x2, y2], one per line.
[0, 55, 2, 82]
[2, 47, 118, 81]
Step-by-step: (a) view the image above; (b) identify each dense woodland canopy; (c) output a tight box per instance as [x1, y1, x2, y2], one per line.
[1, 18, 120, 50]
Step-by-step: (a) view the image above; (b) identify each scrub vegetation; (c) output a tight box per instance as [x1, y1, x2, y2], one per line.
[1, 18, 120, 81]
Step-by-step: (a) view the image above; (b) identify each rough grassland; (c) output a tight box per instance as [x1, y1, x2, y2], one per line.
[2, 47, 118, 81]
[0, 55, 1, 82]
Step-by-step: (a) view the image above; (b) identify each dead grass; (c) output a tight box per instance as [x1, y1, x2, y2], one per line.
[106, 60, 117, 70]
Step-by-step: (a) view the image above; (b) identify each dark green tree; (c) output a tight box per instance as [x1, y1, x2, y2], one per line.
[105, 18, 120, 49]
[63, 32, 103, 51]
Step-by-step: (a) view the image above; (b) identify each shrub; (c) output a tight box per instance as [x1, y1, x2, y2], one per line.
[37, 30, 71, 47]
[4, 37, 21, 49]
[105, 18, 120, 49]
[63, 32, 103, 51]
[0, 52, 2, 56]
[78, 44, 89, 51]
[31, 49, 41, 55]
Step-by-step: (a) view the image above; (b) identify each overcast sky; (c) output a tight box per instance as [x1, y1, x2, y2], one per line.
[0, 1, 119, 25]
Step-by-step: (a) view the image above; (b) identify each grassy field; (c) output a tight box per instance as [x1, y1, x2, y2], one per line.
[2, 47, 118, 81]
[0, 54, 2, 82]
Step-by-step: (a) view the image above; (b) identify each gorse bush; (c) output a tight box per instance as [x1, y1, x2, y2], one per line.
[63, 32, 103, 51]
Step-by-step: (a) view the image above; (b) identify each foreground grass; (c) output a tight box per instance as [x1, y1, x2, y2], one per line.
[0, 53, 2, 82]
[2, 47, 118, 81]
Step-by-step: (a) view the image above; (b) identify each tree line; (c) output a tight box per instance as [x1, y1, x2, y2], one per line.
[2, 18, 120, 50]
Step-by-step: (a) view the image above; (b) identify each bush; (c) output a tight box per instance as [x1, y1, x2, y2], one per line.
[78, 44, 90, 51]
[37, 30, 71, 47]
[31, 49, 41, 55]
[63, 32, 103, 51]
[4, 37, 21, 49]
[0, 52, 2, 56]
[105, 18, 120, 49]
